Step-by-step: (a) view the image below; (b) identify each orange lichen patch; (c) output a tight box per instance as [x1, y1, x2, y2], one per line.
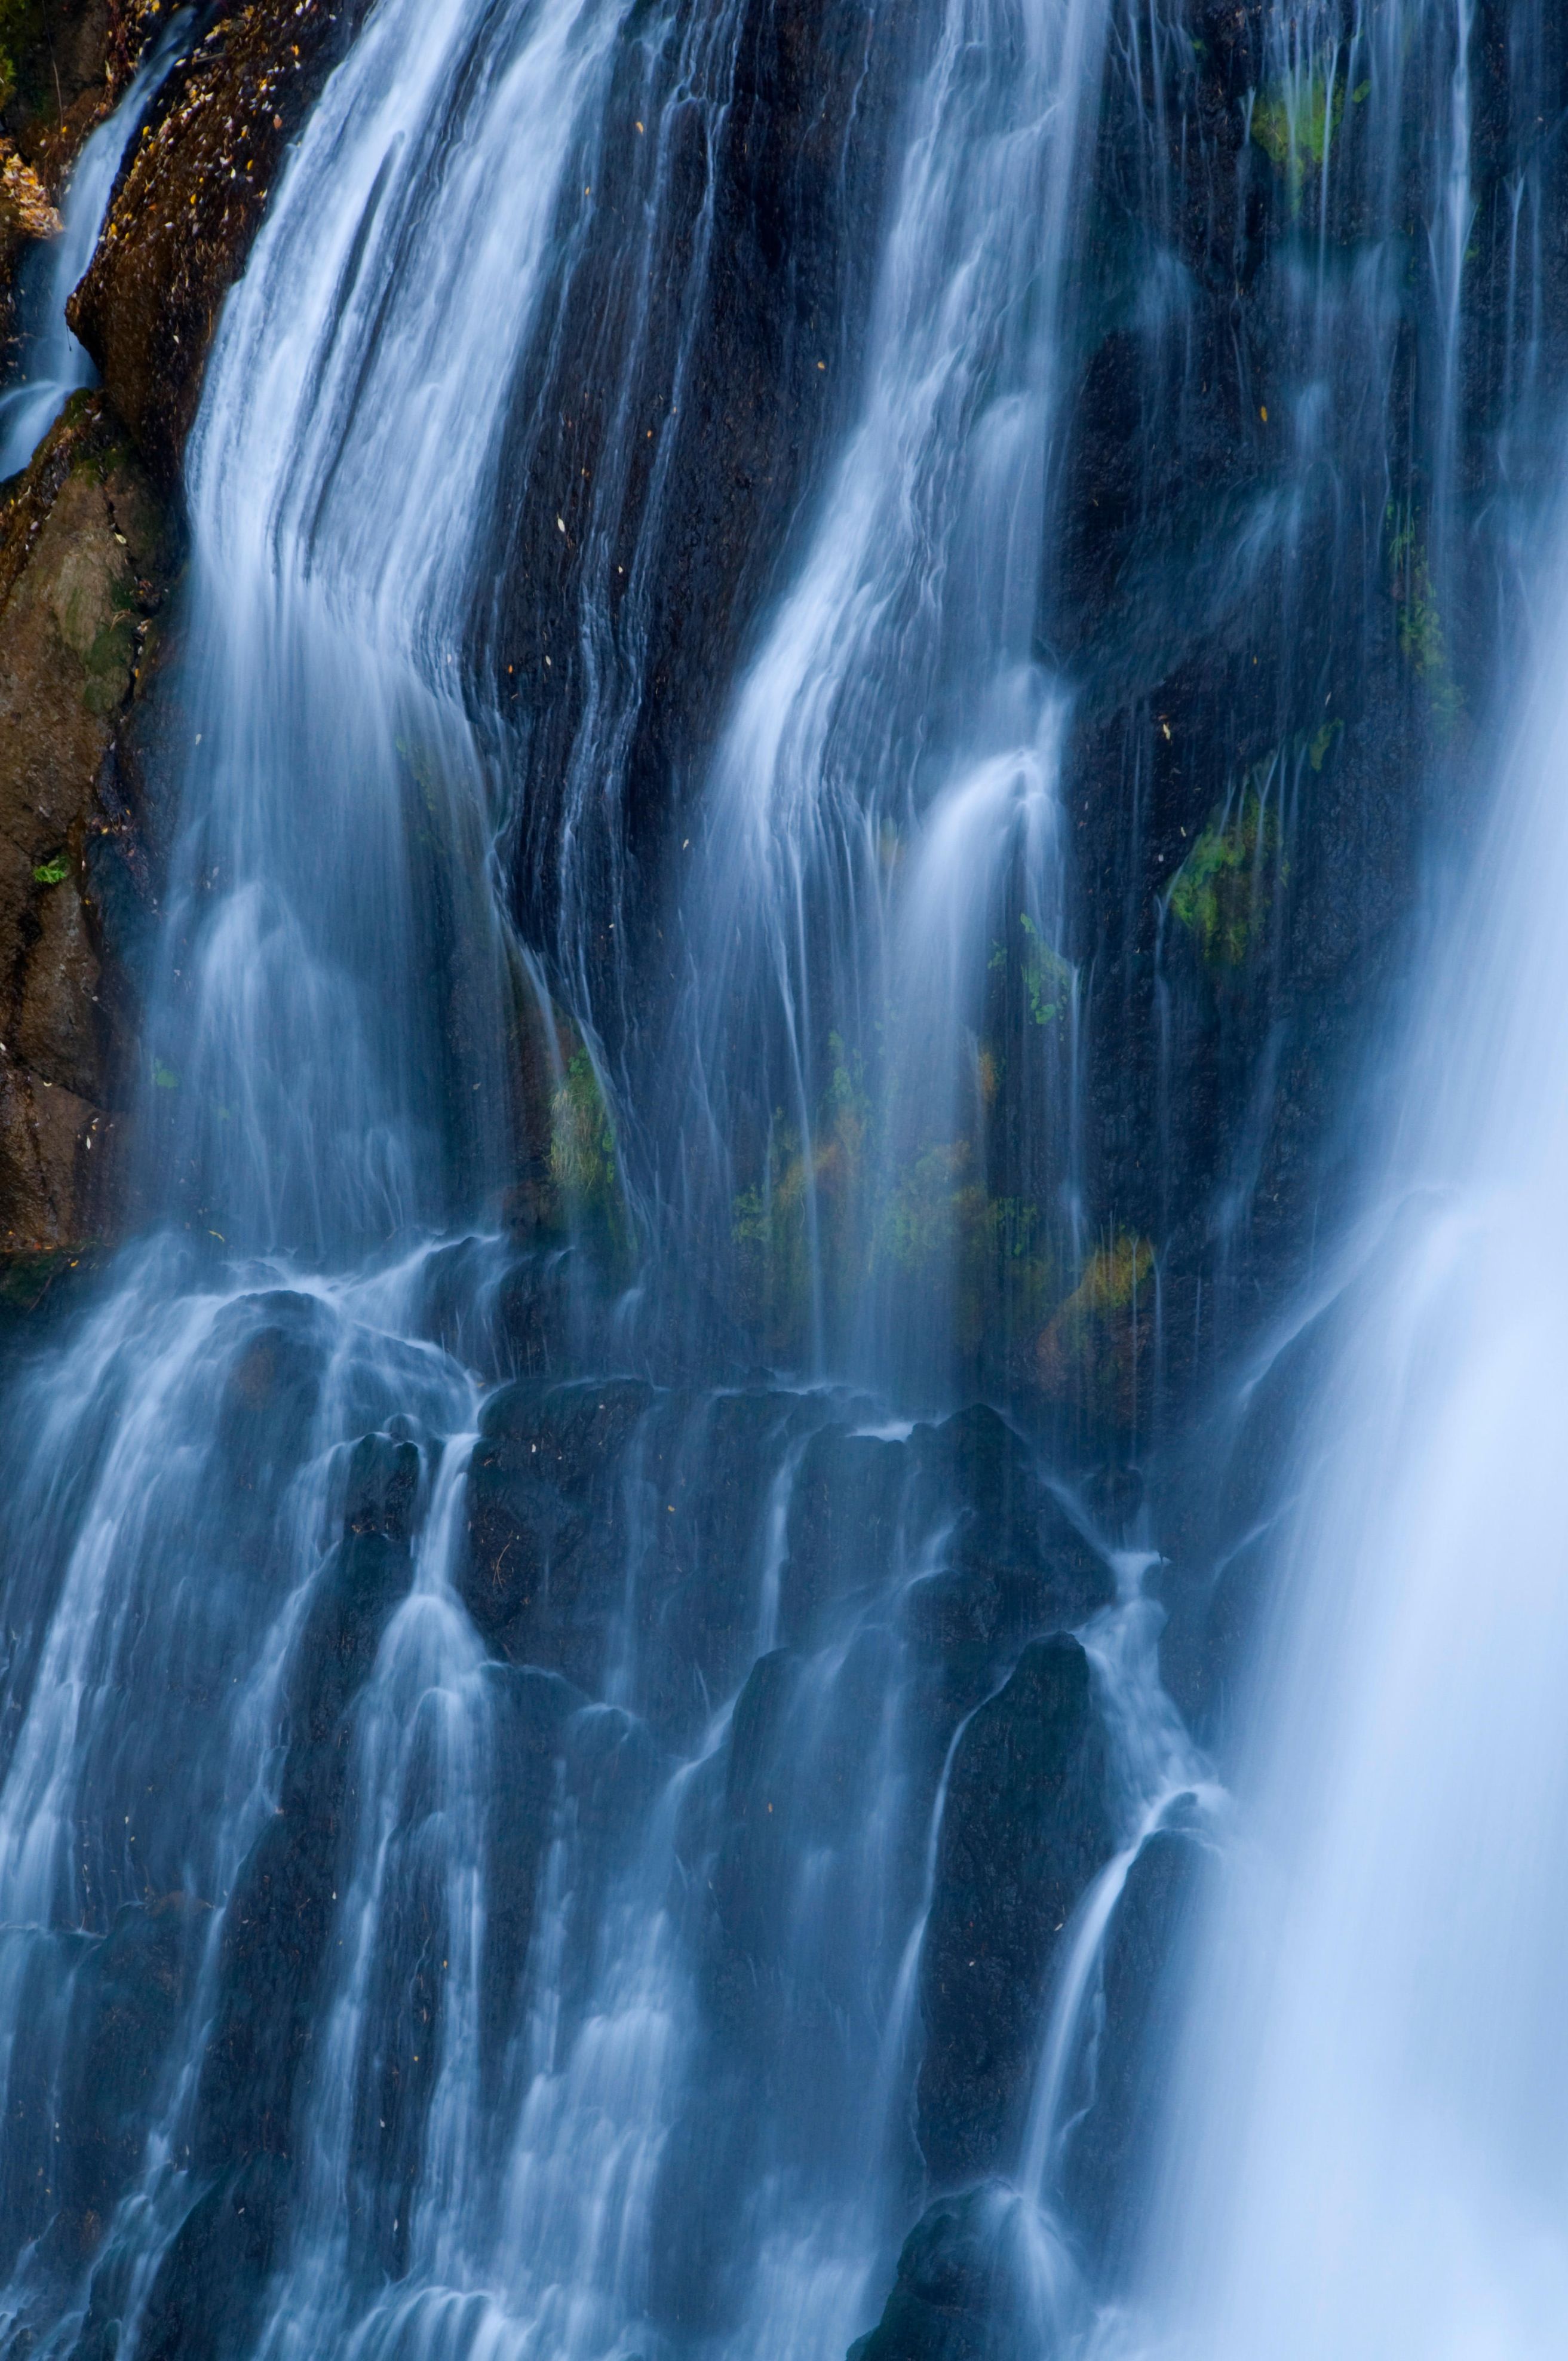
[1036, 1233, 1156, 1425]
[0, 140, 60, 237]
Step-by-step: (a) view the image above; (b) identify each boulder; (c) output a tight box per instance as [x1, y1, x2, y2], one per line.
[847, 2188, 1021, 2361]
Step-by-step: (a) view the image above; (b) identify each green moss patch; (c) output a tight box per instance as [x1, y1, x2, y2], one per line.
[1168, 790, 1283, 967]
[548, 1048, 616, 1211]
[1251, 64, 1367, 210]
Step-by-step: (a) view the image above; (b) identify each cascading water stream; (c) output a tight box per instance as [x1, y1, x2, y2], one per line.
[0, 0, 1561, 2356]
[0, 0, 1133, 2346]
[1118, 425, 1568, 2361]
[0, 0, 653, 2345]
[0, 14, 190, 483]
[671, 0, 1109, 1394]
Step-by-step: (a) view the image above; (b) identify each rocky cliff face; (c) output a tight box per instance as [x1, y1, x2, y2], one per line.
[0, 392, 169, 1278]
[0, 0, 369, 1308]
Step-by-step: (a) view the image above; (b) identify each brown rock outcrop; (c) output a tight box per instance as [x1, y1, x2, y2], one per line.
[0, 390, 173, 1259]
[67, 0, 366, 486]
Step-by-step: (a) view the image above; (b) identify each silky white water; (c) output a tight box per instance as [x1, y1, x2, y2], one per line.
[1121, 487, 1568, 2361]
[677, 0, 1107, 1392]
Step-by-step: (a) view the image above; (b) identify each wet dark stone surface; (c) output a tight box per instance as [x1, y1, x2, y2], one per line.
[901, 1408, 1113, 1712]
[460, 1376, 803, 1741]
[477, 1663, 581, 2066]
[338, 1431, 421, 1544]
[130, 2148, 293, 2361]
[460, 1376, 657, 1679]
[779, 1422, 909, 1643]
[55, 1894, 209, 2240]
[1062, 1823, 1215, 2275]
[490, 0, 904, 1029]
[917, 1635, 1114, 2184]
[847, 2188, 1020, 2361]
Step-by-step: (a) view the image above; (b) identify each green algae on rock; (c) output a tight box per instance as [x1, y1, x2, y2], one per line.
[1168, 789, 1283, 968]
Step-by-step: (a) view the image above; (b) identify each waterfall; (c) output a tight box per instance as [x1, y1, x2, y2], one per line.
[0, 0, 1562, 2354]
[0, 0, 1128, 2351]
[671, 0, 1107, 1396]
[1115, 489, 1568, 2360]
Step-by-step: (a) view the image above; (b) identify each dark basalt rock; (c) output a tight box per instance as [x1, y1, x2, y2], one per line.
[118, 1483, 416, 2361]
[51, 1893, 208, 2252]
[459, 1375, 657, 1685]
[847, 2188, 1026, 2361]
[205, 1290, 334, 1566]
[913, 1407, 1104, 1592]
[917, 1634, 1113, 2184]
[337, 1429, 421, 1544]
[128, 2148, 293, 2361]
[460, 1378, 810, 1743]
[778, 1423, 909, 1645]
[178, 1470, 415, 2204]
[488, 0, 907, 1077]
[476, 1663, 581, 2064]
[902, 1408, 1113, 1714]
[701, 1643, 800, 2041]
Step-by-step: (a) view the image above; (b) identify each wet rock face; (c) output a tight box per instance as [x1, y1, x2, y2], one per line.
[140, 1430, 419, 2361]
[847, 2188, 1022, 2361]
[68, 0, 369, 487]
[0, 392, 171, 1265]
[917, 1634, 1113, 2185]
[461, 1378, 811, 1744]
[1061, 1824, 1213, 2277]
[461, 1387, 1115, 1746]
[898, 1408, 1112, 1714]
[0, 1899, 199, 2281]
[0, 2, 158, 157]
[460, 1376, 662, 1688]
[54, 1891, 210, 2246]
[491, 0, 903, 1019]
[1046, 0, 1568, 1417]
